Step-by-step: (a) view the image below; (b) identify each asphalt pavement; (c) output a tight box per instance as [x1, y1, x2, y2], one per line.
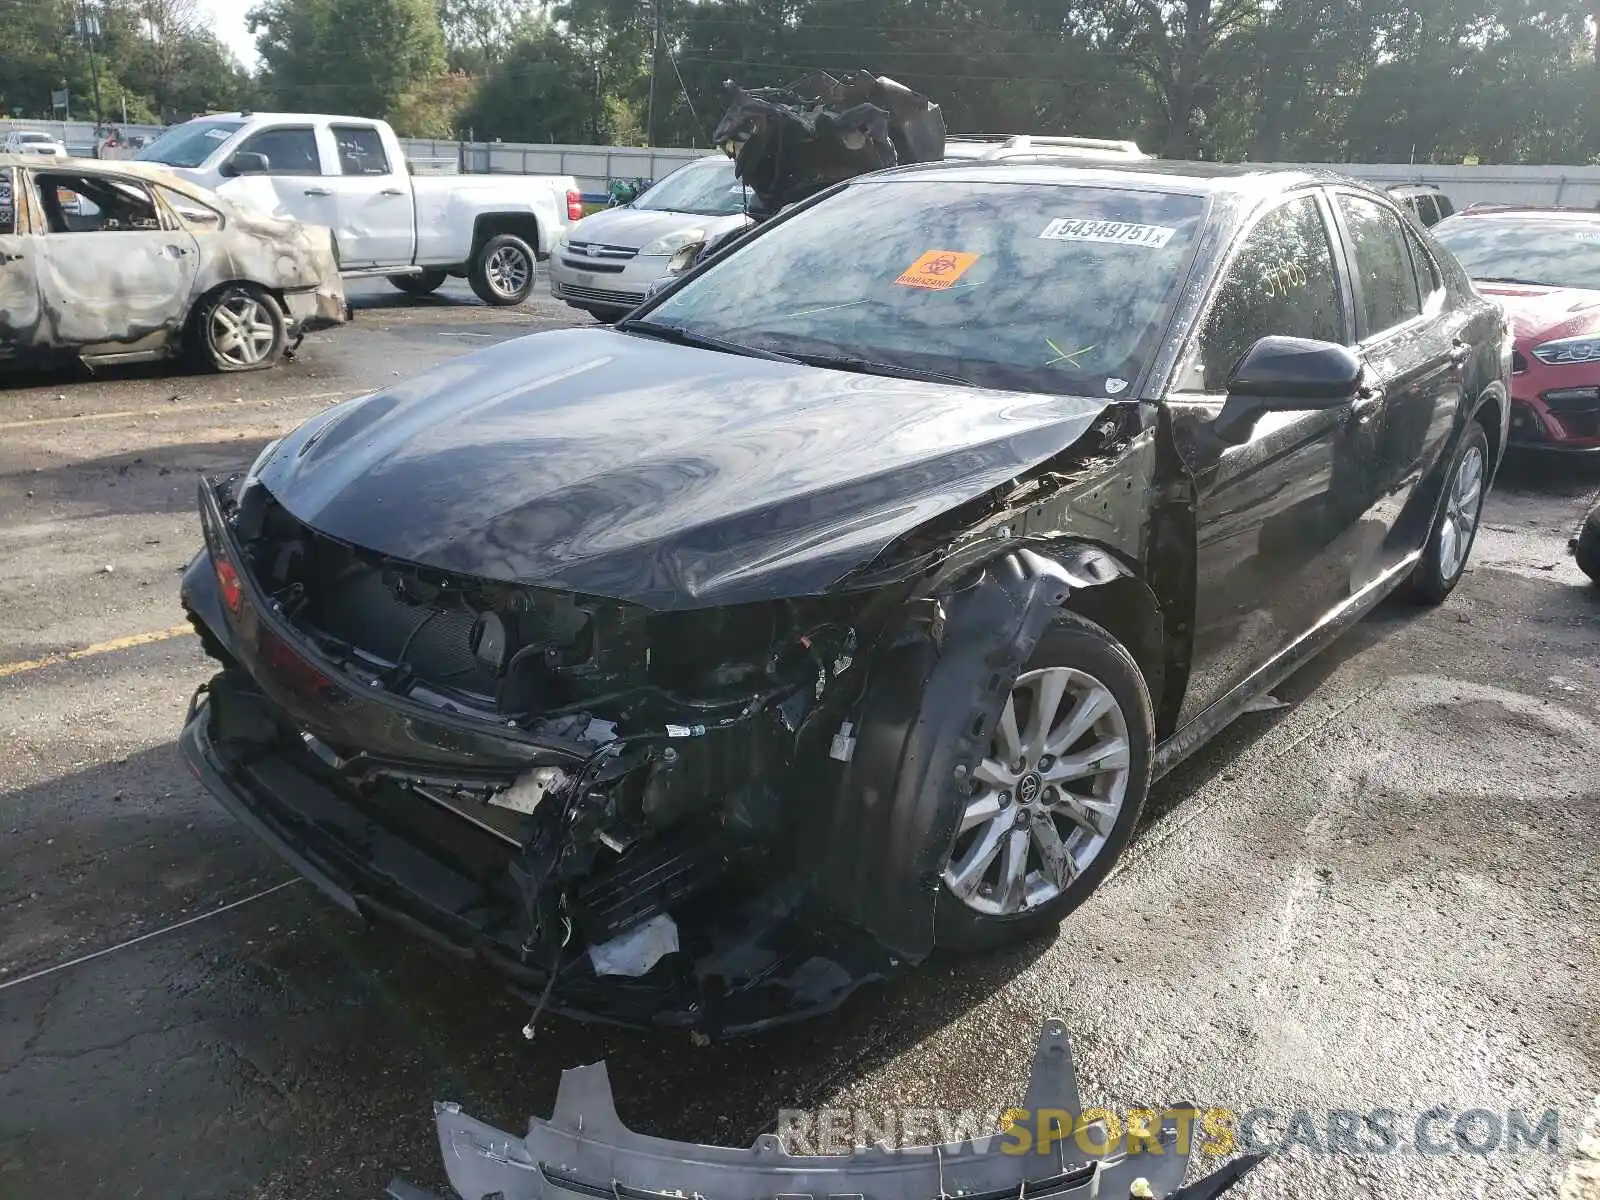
[1, 277, 1597, 1199]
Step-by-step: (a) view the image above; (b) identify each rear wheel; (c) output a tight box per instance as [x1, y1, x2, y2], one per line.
[469, 233, 536, 306]
[190, 284, 286, 373]
[1408, 422, 1490, 604]
[388, 270, 447, 296]
[935, 612, 1153, 951]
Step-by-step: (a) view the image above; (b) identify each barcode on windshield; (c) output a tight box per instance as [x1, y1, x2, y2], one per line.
[1039, 218, 1176, 248]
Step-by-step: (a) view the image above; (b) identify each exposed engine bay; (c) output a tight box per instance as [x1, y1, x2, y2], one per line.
[711, 69, 947, 217]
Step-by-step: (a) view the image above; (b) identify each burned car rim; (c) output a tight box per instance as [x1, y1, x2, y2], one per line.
[942, 666, 1131, 916]
[209, 292, 277, 367]
[1439, 443, 1484, 580]
[486, 245, 531, 297]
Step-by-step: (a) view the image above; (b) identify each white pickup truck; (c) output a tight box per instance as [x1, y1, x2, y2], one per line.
[132, 112, 582, 305]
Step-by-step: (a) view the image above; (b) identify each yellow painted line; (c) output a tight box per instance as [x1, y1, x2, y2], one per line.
[0, 623, 194, 680]
[0, 389, 352, 431]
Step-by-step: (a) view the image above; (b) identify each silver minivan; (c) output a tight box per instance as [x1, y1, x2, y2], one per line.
[549, 155, 753, 321]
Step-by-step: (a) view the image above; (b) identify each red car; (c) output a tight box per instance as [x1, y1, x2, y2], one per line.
[1433, 206, 1600, 450]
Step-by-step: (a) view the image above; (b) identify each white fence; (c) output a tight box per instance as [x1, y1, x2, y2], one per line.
[8, 115, 1598, 209]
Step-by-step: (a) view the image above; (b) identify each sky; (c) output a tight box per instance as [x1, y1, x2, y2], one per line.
[202, 0, 260, 69]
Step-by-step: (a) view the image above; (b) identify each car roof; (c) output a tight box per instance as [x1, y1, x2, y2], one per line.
[1445, 204, 1600, 221]
[867, 158, 1361, 198]
[1386, 183, 1443, 195]
[0, 153, 228, 201]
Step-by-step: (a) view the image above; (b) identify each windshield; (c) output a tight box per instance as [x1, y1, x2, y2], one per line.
[642, 179, 1205, 397]
[1433, 216, 1600, 291]
[133, 119, 244, 168]
[634, 159, 751, 216]
[17, 133, 53, 144]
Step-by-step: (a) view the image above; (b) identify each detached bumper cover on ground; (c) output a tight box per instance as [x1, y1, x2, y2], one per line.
[386, 1019, 1264, 1200]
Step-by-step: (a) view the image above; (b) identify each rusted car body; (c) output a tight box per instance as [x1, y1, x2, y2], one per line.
[0, 154, 344, 372]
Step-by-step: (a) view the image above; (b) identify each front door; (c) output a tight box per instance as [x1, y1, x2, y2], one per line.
[29, 168, 200, 355]
[326, 123, 415, 268]
[214, 124, 339, 240]
[0, 166, 44, 360]
[1164, 189, 1386, 728]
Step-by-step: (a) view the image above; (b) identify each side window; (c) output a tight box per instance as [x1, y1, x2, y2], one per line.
[1403, 225, 1442, 306]
[158, 184, 224, 230]
[1337, 194, 1422, 338]
[331, 125, 390, 176]
[0, 168, 14, 235]
[1418, 195, 1441, 226]
[236, 126, 321, 176]
[34, 173, 161, 234]
[1193, 194, 1344, 391]
[1433, 194, 1454, 221]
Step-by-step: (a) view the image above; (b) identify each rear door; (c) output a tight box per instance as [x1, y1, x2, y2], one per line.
[325, 123, 415, 268]
[0, 165, 44, 359]
[28, 167, 200, 355]
[1165, 190, 1386, 727]
[1328, 189, 1462, 586]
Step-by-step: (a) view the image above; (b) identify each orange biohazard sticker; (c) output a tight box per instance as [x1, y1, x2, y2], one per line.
[895, 250, 979, 290]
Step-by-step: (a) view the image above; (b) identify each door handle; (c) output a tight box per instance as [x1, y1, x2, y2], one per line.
[1350, 383, 1384, 421]
[303, 187, 334, 197]
[1449, 339, 1472, 367]
[379, 187, 405, 197]
[0, 251, 23, 263]
[165, 244, 189, 257]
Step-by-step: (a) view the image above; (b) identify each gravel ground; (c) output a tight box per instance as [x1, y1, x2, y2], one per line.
[1, 278, 1596, 1199]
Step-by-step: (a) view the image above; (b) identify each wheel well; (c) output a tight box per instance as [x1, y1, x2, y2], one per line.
[1473, 389, 1504, 473]
[471, 213, 542, 262]
[1059, 573, 1166, 726]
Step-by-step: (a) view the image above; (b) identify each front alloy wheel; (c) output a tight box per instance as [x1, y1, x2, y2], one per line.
[193, 285, 286, 373]
[936, 612, 1153, 950]
[1409, 421, 1490, 604]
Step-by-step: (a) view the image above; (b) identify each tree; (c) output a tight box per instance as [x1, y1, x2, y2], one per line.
[250, 0, 446, 117]
[459, 21, 598, 141]
[439, 0, 535, 70]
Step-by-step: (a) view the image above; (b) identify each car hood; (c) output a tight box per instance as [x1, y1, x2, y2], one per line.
[569, 207, 751, 250]
[1475, 282, 1600, 344]
[254, 328, 1115, 609]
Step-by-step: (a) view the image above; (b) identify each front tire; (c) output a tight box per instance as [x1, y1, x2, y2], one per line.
[469, 233, 536, 306]
[190, 285, 286, 373]
[388, 270, 447, 296]
[1408, 421, 1490, 604]
[935, 611, 1153, 952]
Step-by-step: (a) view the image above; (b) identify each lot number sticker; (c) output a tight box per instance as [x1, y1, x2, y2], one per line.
[896, 250, 980, 290]
[1039, 218, 1176, 248]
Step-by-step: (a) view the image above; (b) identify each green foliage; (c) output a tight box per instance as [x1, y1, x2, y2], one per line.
[249, 0, 446, 117]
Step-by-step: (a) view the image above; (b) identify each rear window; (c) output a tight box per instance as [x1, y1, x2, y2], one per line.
[646, 179, 1206, 398]
[1433, 216, 1600, 291]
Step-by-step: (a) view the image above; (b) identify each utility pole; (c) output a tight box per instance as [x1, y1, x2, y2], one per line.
[79, 0, 104, 126]
[645, 0, 663, 147]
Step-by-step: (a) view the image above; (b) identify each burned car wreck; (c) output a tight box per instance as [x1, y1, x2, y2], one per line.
[181, 160, 1508, 1036]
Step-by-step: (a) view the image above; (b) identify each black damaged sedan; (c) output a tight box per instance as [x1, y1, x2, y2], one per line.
[180, 162, 1509, 1036]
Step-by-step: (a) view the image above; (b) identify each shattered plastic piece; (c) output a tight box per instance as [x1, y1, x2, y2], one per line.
[387, 1019, 1266, 1200]
[491, 766, 567, 815]
[1241, 692, 1290, 714]
[829, 721, 858, 762]
[589, 913, 679, 977]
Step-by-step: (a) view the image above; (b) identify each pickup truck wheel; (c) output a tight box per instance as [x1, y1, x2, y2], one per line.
[470, 234, 536, 306]
[191, 285, 286, 373]
[389, 270, 447, 296]
[934, 612, 1153, 952]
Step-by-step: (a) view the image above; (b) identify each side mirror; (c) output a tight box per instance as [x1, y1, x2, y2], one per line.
[1215, 336, 1362, 442]
[221, 151, 270, 178]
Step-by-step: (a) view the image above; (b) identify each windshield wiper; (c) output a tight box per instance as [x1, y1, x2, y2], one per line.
[617, 320, 801, 363]
[1475, 276, 1550, 286]
[787, 352, 976, 387]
